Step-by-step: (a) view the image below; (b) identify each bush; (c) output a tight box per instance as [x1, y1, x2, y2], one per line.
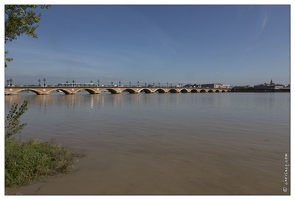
[5, 138, 77, 187]
[5, 101, 78, 187]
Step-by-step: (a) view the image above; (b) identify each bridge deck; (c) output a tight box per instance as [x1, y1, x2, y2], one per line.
[5, 86, 230, 95]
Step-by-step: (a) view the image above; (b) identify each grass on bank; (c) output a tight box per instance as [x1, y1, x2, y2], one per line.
[5, 138, 78, 187]
[5, 100, 78, 187]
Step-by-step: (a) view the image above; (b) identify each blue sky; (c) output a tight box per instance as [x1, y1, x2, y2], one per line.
[4, 4, 290, 86]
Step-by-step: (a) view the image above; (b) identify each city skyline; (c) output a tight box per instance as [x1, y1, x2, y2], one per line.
[4, 4, 290, 86]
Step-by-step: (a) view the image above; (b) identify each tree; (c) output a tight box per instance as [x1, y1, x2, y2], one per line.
[5, 100, 28, 139]
[5, 5, 50, 67]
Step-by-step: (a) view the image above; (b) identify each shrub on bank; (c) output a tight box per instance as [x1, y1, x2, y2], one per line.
[5, 100, 78, 187]
[5, 138, 77, 187]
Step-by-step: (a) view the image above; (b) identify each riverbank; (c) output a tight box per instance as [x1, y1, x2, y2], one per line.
[5, 130, 289, 195]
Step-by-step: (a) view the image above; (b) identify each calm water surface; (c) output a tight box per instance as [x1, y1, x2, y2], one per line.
[5, 92, 290, 194]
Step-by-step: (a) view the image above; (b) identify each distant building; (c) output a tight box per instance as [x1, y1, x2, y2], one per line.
[184, 83, 200, 88]
[254, 79, 285, 90]
[201, 83, 230, 89]
[231, 85, 253, 92]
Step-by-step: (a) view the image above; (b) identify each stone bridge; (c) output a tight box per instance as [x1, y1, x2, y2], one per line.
[5, 86, 230, 95]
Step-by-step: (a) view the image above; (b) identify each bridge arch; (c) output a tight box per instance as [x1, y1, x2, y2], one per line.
[100, 88, 120, 94]
[16, 88, 41, 95]
[75, 88, 97, 94]
[191, 89, 199, 93]
[121, 88, 137, 94]
[168, 89, 178, 93]
[200, 89, 207, 93]
[154, 88, 166, 93]
[47, 88, 71, 95]
[139, 88, 153, 93]
[180, 89, 188, 93]
[208, 89, 214, 93]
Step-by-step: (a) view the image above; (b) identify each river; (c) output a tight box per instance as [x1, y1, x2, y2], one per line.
[5, 92, 290, 195]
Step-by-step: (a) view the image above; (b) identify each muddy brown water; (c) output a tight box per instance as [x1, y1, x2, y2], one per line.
[5, 92, 290, 195]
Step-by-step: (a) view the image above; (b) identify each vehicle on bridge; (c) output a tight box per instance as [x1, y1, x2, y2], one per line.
[57, 83, 95, 86]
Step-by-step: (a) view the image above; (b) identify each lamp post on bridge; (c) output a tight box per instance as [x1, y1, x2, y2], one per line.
[9, 78, 13, 86]
[119, 81, 121, 87]
[66, 80, 68, 86]
[97, 79, 100, 86]
[43, 78, 46, 86]
[129, 82, 131, 87]
[38, 79, 41, 86]
[137, 81, 139, 87]
[72, 79, 75, 86]
[167, 82, 168, 87]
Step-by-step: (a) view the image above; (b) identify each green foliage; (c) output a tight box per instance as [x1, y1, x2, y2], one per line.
[5, 5, 50, 67]
[5, 5, 50, 43]
[5, 138, 77, 187]
[5, 51, 13, 68]
[5, 100, 79, 187]
[5, 100, 28, 139]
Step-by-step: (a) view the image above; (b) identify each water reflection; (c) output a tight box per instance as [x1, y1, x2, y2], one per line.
[5, 92, 288, 114]
[5, 92, 289, 132]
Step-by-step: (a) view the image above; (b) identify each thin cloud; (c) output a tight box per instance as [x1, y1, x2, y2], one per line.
[257, 10, 269, 37]
[262, 14, 268, 30]
[8, 45, 108, 69]
[156, 38, 184, 62]
[157, 38, 178, 56]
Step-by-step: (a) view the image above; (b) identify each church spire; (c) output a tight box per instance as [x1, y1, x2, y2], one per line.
[270, 79, 273, 85]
